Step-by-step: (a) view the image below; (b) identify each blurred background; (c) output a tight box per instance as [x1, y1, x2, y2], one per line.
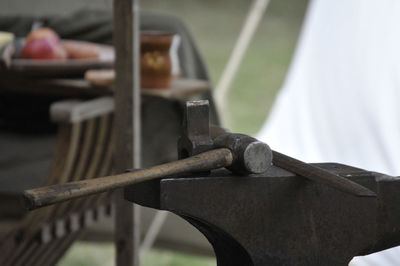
[0, 0, 308, 265]
[140, 0, 308, 135]
[0, 0, 308, 135]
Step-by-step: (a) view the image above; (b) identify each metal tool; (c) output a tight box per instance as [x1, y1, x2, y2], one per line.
[126, 164, 398, 266]
[272, 150, 376, 197]
[178, 100, 272, 175]
[179, 100, 375, 197]
[23, 100, 374, 209]
[209, 125, 376, 197]
[22, 99, 392, 266]
[124, 102, 398, 265]
[23, 101, 273, 210]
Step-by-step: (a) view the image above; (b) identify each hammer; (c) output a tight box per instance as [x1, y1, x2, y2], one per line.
[23, 100, 375, 210]
[23, 101, 273, 210]
[181, 101, 375, 198]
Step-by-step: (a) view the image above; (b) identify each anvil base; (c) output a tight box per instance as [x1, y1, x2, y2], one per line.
[125, 163, 400, 266]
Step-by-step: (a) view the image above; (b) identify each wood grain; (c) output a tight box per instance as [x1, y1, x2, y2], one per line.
[113, 0, 141, 265]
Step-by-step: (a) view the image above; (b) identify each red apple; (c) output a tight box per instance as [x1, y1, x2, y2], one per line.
[26, 27, 60, 45]
[20, 38, 67, 60]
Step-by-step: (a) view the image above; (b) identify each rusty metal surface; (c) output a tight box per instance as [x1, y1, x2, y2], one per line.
[126, 164, 400, 266]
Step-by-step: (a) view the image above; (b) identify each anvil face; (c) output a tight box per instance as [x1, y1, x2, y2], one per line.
[125, 163, 400, 266]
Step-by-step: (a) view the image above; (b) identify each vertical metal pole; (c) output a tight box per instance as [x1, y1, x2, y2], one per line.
[113, 0, 141, 265]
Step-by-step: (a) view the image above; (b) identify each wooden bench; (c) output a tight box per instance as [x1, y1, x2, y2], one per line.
[0, 97, 116, 266]
[0, 84, 217, 264]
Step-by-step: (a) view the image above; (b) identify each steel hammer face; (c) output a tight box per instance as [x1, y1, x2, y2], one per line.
[213, 133, 272, 175]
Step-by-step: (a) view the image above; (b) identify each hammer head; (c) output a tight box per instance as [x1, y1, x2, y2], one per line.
[178, 100, 272, 175]
[178, 100, 214, 159]
[213, 133, 273, 175]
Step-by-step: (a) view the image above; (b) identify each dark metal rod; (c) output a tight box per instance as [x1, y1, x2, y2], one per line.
[272, 150, 376, 197]
[208, 126, 376, 197]
[23, 148, 234, 210]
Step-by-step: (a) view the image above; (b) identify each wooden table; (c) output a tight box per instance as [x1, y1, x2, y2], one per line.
[0, 74, 210, 100]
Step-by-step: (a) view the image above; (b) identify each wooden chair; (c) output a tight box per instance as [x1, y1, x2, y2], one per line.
[0, 97, 116, 266]
[0, 10, 220, 261]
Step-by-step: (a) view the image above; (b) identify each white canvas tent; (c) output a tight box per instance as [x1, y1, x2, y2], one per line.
[256, 0, 400, 264]
[257, 0, 400, 176]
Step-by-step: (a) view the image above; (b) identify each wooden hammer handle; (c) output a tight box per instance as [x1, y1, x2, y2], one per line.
[23, 148, 233, 210]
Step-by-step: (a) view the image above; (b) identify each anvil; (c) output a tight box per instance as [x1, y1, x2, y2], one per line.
[125, 163, 400, 266]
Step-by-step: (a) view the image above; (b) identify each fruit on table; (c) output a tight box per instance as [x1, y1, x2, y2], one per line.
[62, 41, 99, 59]
[25, 28, 60, 45]
[21, 38, 67, 60]
[20, 27, 67, 60]
[20, 27, 101, 60]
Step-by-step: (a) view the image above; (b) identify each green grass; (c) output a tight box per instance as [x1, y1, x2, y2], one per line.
[59, 242, 215, 266]
[142, 249, 215, 266]
[59, 0, 308, 265]
[59, 242, 114, 266]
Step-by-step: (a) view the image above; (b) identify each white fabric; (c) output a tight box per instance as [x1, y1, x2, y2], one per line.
[256, 0, 400, 264]
[257, 0, 400, 176]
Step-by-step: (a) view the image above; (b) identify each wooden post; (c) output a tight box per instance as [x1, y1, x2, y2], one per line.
[113, 0, 141, 265]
